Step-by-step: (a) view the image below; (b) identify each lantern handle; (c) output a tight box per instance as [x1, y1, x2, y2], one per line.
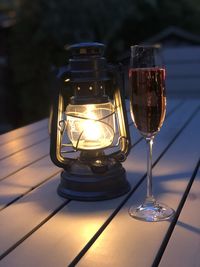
[108, 63, 132, 160]
[49, 87, 76, 169]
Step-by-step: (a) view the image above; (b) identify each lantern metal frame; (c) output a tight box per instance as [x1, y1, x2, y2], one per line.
[49, 42, 131, 201]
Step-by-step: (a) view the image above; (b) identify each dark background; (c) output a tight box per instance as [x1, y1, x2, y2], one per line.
[1, 0, 200, 133]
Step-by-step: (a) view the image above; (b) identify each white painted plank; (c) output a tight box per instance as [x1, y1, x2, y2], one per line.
[0, 123, 138, 256]
[0, 139, 50, 180]
[0, 100, 197, 267]
[0, 174, 65, 257]
[76, 107, 200, 267]
[0, 156, 60, 210]
[0, 98, 177, 179]
[0, 128, 49, 160]
[0, 119, 48, 146]
[0, 99, 179, 207]
[0, 99, 179, 211]
[159, 169, 200, 267]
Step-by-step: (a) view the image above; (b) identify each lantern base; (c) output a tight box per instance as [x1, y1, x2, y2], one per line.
[57, 158, 130, 201]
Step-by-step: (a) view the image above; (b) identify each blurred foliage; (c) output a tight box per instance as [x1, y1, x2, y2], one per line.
[8, 0, 200, 125]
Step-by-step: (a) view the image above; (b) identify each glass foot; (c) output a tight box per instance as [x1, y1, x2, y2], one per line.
[129, 198, 175, 222]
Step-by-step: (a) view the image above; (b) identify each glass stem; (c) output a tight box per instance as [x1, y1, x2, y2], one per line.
[146, 137, 154, 201]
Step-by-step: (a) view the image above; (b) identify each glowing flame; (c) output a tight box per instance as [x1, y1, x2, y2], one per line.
[82, 105, 101, 141]
[66, 102, 115, 150]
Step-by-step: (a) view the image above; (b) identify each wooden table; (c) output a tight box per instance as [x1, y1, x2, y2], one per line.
[0, 99, 199, 267]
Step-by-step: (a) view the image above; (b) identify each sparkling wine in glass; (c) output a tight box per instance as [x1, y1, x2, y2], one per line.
[128, 45, 175, 222]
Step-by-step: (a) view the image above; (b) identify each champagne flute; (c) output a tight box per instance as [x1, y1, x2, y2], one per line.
[128, 45, 175, 222]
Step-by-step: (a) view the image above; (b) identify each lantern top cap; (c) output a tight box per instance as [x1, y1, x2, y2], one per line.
[66, 42, 105, 57]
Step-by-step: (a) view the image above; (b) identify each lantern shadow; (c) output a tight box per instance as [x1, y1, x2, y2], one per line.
[60, 170, 192, 215]
[0, 170, 194, 217]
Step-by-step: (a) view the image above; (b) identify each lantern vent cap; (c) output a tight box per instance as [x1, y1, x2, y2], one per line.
[66, 42, 105, 57]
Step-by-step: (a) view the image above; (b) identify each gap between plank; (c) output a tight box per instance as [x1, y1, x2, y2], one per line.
[0, 154, 50, 182]
[0, 99, 182, 182]
[152, 158, 200, 267]
[0, 200, 70, 261]
[68, 105, 200, 267]
[0, 101, 182, 210]
[0, 123, 48, 147]
[0, 100, 186, 262]
[0, 137, 49, 161]
[0, 169, 61, 212]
